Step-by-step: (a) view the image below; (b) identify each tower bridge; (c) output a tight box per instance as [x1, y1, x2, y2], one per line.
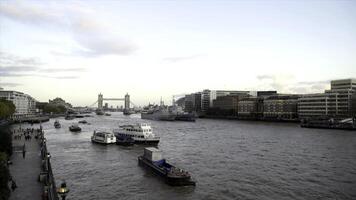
[90, 93, 132, 110]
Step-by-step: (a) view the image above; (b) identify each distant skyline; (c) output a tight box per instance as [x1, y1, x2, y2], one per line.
[0, 0, 355, 106]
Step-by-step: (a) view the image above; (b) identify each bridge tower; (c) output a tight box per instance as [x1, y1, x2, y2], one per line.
[124, 93, 130, 110]
[98, 93, 103, 109]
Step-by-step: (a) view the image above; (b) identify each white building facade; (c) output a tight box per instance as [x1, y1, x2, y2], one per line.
[0, 88, 37, 119]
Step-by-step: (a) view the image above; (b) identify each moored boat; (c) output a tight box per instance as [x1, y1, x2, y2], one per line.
[91, 131, 116, 144]
[141, 104, 176, 121]
[138, 147, 196, 186]
[175, 113, 196, 122]
[78, 120, 88, 124]
[113, 123, 160, 144]
[69, 124, 81, 132]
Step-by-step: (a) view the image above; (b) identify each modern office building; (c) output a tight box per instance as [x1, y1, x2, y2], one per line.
[263, 95, 299, 120]
[184, 94, 195, 113]
[298, 93, 339, 119]
[184, 92, 202, 113]
[298, 79, 356, 119]
[201, 89, 251, 113]
[0, 88, 37, 119]
[327, 79, 356, 117]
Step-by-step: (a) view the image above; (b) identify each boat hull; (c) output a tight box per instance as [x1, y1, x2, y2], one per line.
[134, 139, 160, 145]
[138, 156, 195, 186]
[69, 127, 81, 132]
[141, 113, 176, 121]
[91, 138, 115, 144]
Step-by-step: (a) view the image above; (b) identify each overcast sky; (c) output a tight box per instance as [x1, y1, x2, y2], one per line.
[0, 0, 355, 106]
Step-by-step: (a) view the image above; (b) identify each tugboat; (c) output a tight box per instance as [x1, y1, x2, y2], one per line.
[69, 124, 81, 132]
[113, 123, 160, 144]
[138, 147, 196, 186]
[91, 131, 116, 144]
[54, 120, 61, 128]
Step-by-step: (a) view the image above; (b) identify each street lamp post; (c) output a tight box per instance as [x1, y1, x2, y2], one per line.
[57, 181, 69, 200]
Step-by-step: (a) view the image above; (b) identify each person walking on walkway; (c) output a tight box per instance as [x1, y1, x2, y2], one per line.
[11, 180, 17, 191]
[22, 143, 26, 159]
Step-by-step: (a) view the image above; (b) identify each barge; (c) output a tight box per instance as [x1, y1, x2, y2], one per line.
[301, 118, 356, 130]
[138, 147, 196, 186]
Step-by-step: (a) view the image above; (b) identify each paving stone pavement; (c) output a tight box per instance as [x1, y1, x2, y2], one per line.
[9, 135, 43, 200]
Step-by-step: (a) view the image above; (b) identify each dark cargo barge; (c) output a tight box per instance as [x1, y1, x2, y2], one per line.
[138, 148, 196, 186]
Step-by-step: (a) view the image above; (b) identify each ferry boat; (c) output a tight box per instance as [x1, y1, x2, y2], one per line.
[54, 120, 61, 128]
[69, 124, 81, 132]
[116, 136, 135, 146]
[138, 147, 196, 186]
[91, 131, 116, 144]
[113, 123, 160, 144]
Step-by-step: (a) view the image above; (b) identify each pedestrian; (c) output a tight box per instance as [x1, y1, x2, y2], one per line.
[22, 144, 26, 159]
[11, 180, 17, 191]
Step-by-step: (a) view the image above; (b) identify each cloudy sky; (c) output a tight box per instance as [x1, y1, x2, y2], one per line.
[0, 0, 355, 106]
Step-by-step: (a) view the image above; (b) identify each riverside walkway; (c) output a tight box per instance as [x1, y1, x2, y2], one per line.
[9, 130, 42, 200]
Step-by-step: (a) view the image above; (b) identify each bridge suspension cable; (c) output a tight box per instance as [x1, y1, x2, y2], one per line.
[88, 100, 98, 108]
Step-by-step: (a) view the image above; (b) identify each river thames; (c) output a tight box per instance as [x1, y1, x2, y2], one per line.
[33, 112, 356, 200]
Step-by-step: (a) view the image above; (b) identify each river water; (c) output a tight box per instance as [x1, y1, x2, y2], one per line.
[22, 112, 356, 199]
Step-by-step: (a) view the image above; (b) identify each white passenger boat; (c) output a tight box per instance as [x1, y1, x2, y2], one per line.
[113, 123, 160, 144]
[91, 131, 116, 144]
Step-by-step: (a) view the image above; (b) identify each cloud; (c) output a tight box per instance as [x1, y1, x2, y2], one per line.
[256, 75, 274, 80]
[39, 68, 86, 73]
[0, 82, 22, 87]
[0, 1, 137, 57]
[256, 74, 329, 94]
[0, 52, 85, 78]
[163, 54, 203, 62]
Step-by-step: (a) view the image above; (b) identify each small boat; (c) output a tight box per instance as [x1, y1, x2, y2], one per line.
[105, 113, 111, 116]
[54, 120, 61, 128]
[78, 120, 88, 124]
[69, 124, 81, 132]
[113, 123, 160, 144]
[96, 109, 104, 115]
[116, 135, 135, 146]
[91, 131, 116, 144]
[138, 147, 196, 186]
[65, 115, 75, 120]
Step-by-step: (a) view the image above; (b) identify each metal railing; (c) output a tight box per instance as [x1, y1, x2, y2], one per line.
[40, 131, 59, 200]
